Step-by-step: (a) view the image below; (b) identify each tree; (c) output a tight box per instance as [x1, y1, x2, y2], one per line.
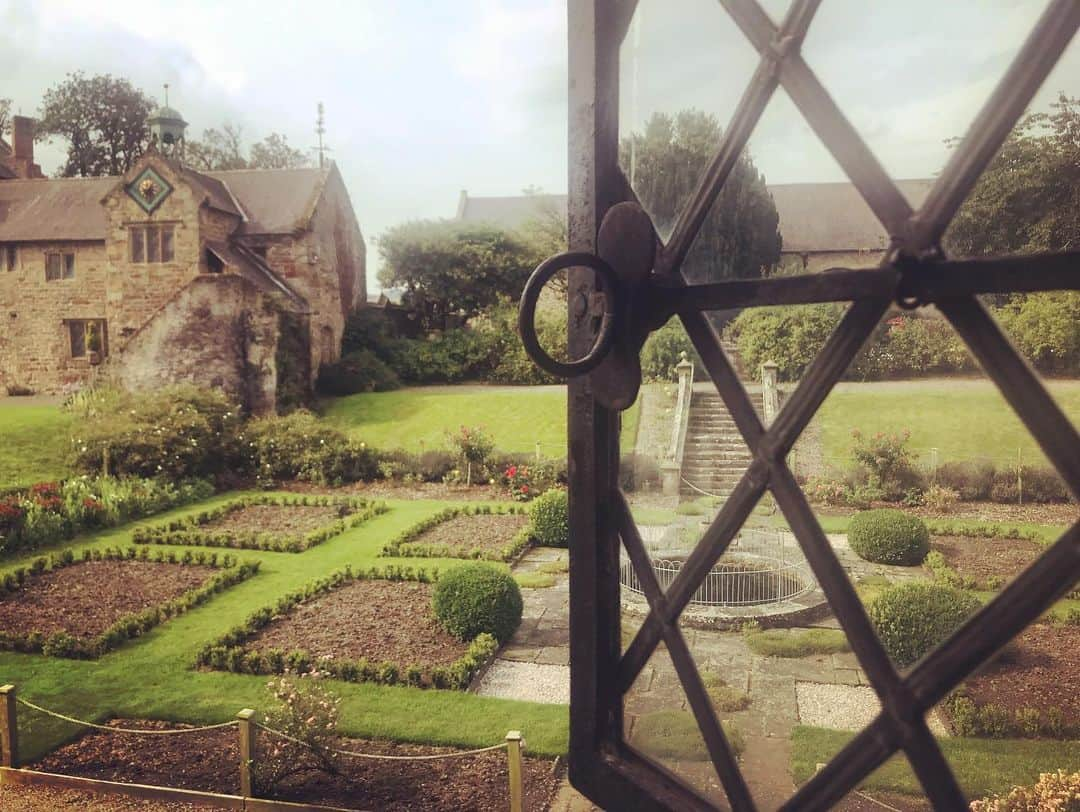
[945, 93, 1079, 256]
[377, 220, 538, 331]
[185, 125, 248, 171]
[249, 133, 310, 169]
[620, 109, 781, 284]
[37, 72, 154, 177]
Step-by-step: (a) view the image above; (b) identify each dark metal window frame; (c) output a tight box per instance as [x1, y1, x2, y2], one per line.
[44, 251, 75, 282]
[565, 2, 1080, 810]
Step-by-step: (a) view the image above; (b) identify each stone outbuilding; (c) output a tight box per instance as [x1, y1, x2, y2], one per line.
[0, 112, 365, 412]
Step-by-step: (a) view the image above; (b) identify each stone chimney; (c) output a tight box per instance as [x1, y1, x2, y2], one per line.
[5, 116, 44, 179]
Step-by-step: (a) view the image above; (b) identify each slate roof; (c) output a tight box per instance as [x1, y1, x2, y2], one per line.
[454, 179, 935, 253]
[205, 239, 305, 306]
[205, 167, 328, 235]
[0, 164, 329, 242]
[766, 179, 933, 252]
[0, 176, 113, 241]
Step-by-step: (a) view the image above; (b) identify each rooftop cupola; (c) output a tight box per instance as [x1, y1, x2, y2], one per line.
[147, 84, 187, 157]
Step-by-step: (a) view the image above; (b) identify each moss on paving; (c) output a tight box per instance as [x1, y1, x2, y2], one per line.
[744, 628, 850, 658]
[1, 494, 569, 762]
[633, 710, 743, 761]
[791, 725, 1080, 800]
[515, 571, 557, 589]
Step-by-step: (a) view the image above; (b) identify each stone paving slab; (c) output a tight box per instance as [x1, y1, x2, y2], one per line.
[474, 660, 569, 704]
[796, 682, 948, 735]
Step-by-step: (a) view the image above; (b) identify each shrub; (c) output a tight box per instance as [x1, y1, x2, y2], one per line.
[529, 488, 569, 547]
[970, 769, 1080, 811]
[71, 386, 245, 481]
[848, 509, 929, 565]
[431, 562, 523, 643]
[479, 301, 564, 385]
[246, 410, 378, 486]
[384, 329, 495, 384]
[868, 582, 982, 666]
[990, 465, 1071, 504]
[316, 348, 400, 395]
[255, 674, 342, 793]
[725, 304, 843, 381]
[935, 459, 996, 501]
[640, 319, 702, 381]
[850, 429, 923, 501]
[446, 425, 495, 486]
[994, 291, 1080, 375]
[923, 484, 959, 513]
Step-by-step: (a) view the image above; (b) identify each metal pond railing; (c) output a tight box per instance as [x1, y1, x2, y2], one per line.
[620, 527, 815, 607]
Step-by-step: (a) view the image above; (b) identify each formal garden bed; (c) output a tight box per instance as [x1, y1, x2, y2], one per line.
[0, 548, 258, 658]
[380, 505, 530, 561]
[132, 495, 388, 552]
[942, 623, 1080, 739]
[927, 535, 1044, 589]
[28, 718, 563, 811]
[197, 566, 502, 689]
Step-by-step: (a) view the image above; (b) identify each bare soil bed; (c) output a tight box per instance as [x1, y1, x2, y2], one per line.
[930, 535, 1043, 584]
[415, 513, 529, 555]
[284, 480, 507, 501]
[248, 579, 470, 666]
[959, 623, 1080, 724]
[205, 504, 345, 538]
[0, 560, 215, 640]
[31, 719, 563, 811]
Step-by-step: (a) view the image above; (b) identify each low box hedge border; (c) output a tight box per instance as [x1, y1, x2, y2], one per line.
[195, 564, 498, 691]
[379, 504, 531, 562]
[0, 546, 260, 659]
[131, 494, 389, 553]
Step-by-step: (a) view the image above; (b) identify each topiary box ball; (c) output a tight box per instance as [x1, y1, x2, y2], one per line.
[848, 508, 929, 566]
[432, 562, 523, 643]
[869, 582, 982, 667]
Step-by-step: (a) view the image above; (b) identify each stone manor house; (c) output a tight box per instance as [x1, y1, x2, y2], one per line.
[0, 108, 366, 412]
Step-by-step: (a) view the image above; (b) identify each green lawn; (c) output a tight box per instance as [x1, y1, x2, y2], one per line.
[814, 378, 1080, 468]
[0, 398, 73, 490]
[1, 494, 569, 763]
[321, 384, 640, 457]
[791, 725, 1080, 800]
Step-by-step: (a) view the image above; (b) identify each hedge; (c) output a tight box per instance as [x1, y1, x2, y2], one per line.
[0, 547, 259, 659]
[132, 495, 388, 553]
[196, 565, 498, 691]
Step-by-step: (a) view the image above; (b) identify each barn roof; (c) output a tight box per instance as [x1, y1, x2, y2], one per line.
[0, 164, 330, 242]
[454, 179, 935, 253]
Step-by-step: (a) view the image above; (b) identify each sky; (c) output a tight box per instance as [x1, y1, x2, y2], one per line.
[1, 0, 1076, 291]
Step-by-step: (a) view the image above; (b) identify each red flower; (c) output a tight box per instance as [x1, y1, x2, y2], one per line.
[521, 485, 529, 493]
[506, 465, 517, 478]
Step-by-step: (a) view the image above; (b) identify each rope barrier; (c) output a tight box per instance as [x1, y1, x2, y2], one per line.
[254, 721, 509, 762]
[680, 476, 726, 500]
[15, 696, 238, 736]
[853, 790, 904, 812]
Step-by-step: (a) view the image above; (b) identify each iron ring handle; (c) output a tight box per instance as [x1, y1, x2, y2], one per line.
[518, 251, 619, 378]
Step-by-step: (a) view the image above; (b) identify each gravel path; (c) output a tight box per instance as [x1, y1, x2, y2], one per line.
[0, 784, 232, 811]
[475, 660, 569, 705]
[796, 682, 947, 735]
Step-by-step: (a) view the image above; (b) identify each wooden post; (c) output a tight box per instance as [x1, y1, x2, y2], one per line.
[0, 684, 17, 768]
[236, 708, 256, 798]
[506, 730, 524, 812]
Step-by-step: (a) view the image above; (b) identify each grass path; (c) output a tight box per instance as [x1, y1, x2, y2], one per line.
[0, 494, 569, 762]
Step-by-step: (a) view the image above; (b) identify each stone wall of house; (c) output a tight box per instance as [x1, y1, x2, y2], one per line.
[106, 275, 280, 414]
[102, 158, 204, 346]
[0, 239, 110, 393]
[292, 166, 366, 374]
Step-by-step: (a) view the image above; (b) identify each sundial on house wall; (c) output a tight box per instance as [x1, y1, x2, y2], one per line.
[127, 166, 173, 214]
